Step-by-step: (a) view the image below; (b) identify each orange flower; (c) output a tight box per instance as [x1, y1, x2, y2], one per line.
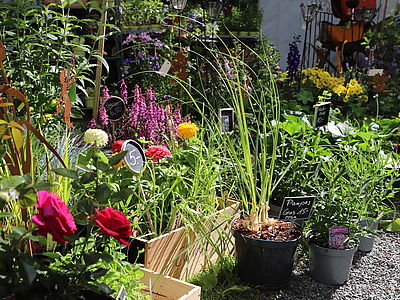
[177, 122, 199, 139]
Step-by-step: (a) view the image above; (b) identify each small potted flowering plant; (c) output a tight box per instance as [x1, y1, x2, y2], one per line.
[305, 152, 363, 285]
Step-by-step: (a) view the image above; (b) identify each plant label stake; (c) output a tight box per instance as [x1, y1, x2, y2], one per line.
[102, 96, 125, 141]
[218, 108, 234, 134]
[159, 59, 171, 77]
[313, 102, 331, 128]
[329, 225, 349, 249]
[116, 285, 127, 300]
[279, 196, 315, 236]
[121, 140, 146, 174]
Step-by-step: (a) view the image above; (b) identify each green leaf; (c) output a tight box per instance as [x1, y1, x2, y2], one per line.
[34, 181, 53, 191]
[80, 172, 96, 184]
[68, 83, 77, 104]
[0, 212, 15, 218]
[200, 271, 218, 291]
[42, 252, 62, 260]
[91, 268, 108, 279]
[95, 183, 111, 204]
[108, 151, 127, 166]
[380, 218, 400, 232]
[0, 176, 26, 189]
[19, 189, 37, 208]
[281, 121, 302, 136]
[112, 188, 132, 202]
[97, 161, 109, 172]
[53, 168, 79, 180]
[83, 252, 102, 266]
[11, 226, 27, 239]
[20, 258, 37, 286]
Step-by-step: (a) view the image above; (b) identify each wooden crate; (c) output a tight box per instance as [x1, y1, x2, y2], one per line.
[140, 268, 201, 300]
[130, 201, 240, 280]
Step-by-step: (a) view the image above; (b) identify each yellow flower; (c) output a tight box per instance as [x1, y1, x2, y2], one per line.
[397, 113, 400, 119]
[84, 129, 108, 147]
[177, 122, 199, 139]
[333, 85, 347, 95]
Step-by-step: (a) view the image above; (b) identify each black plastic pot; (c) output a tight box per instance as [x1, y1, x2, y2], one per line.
[233, 230, 301, 289]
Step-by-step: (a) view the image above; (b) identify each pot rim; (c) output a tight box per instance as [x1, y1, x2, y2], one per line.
[233, 226, 303, 244]
[309, 242, 358, 253]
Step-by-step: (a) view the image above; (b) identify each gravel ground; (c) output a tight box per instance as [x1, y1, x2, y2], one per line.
[263, 232, 400, 300]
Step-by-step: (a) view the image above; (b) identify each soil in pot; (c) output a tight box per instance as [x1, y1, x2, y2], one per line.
[232, 218, 302, 289]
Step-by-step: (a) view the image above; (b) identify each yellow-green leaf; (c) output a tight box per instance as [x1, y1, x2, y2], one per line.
[11, 127, 23, 150]
[10, 121, 23, 131]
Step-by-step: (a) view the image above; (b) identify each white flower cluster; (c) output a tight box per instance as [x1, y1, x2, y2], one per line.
[84, 129, 108, 147]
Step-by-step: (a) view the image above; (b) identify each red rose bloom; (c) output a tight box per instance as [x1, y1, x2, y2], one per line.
[145, 145, 171, 162]
[112, 140, 125, 153]
[32, 191, 77, 244]
[92, 208, 132, 246]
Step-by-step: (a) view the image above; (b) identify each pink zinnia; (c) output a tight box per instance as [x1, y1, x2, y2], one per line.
[145, 145, 171, 162]
[32, 191, 77, 244]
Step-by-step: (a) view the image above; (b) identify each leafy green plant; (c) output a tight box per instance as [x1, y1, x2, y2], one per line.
[0, 0, 111, 123]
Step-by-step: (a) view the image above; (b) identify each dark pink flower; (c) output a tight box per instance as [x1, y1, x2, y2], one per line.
[32, 191, 77, 244]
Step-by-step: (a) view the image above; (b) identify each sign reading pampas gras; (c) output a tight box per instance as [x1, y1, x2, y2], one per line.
[126, 200, 240, 281]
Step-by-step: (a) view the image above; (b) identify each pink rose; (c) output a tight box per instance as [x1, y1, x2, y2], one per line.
[145, 145, 171, 162]
[32, 191, 77, 244]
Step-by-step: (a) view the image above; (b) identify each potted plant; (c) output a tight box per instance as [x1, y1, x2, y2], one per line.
[340, 145, 399, 252]
[211, 43, 302, 289]
[305, 153, 362, 285]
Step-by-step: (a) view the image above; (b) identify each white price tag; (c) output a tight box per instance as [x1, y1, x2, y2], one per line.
[368, 69, 384, 76]
[159, 60, 171, 77]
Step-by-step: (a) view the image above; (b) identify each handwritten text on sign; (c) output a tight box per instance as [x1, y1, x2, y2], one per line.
[313, 102, 331, 128]
[121, 140, 146, 173]
[103, 96, 125, 121]
[278, 196, 315, 220]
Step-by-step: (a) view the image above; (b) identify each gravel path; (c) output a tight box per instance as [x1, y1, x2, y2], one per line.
[264, 232, 400, 300]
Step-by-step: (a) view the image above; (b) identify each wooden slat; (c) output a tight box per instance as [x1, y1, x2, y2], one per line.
[141, 201, 240, 280]
[140, 268, 201, 300]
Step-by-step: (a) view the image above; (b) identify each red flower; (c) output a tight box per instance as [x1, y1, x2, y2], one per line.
[112, 140, 125, 153]
[32, 191, 77, 244]
[145, 145, 171, 162]
[92, 208, 132, 246]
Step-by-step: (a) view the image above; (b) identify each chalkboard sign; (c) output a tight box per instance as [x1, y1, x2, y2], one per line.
[278, 196, 315, 221]
[313, 102, 331, 128]
[121, 140, 146, 173]
[218, 108, 234, 133]
[103, 96, 125, 121]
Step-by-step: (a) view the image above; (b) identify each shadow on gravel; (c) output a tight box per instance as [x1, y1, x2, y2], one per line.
[266, 272, 338, 300]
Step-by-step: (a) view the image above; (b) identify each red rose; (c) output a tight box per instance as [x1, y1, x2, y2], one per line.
[32, 191, 77, 244]
[112, 140, 125, 153]
[92, 208, 132, 246]
[145, 145, 171, 162]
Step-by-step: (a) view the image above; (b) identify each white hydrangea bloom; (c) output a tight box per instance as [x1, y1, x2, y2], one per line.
[84, 129, 108, 147]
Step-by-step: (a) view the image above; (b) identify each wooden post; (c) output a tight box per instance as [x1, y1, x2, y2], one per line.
[92, 0, 109, 120]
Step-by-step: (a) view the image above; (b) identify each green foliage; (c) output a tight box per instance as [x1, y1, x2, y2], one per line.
[0, 0, 110, 123]
[380, 218, 400, 232]
[120, 0, 168, 26]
